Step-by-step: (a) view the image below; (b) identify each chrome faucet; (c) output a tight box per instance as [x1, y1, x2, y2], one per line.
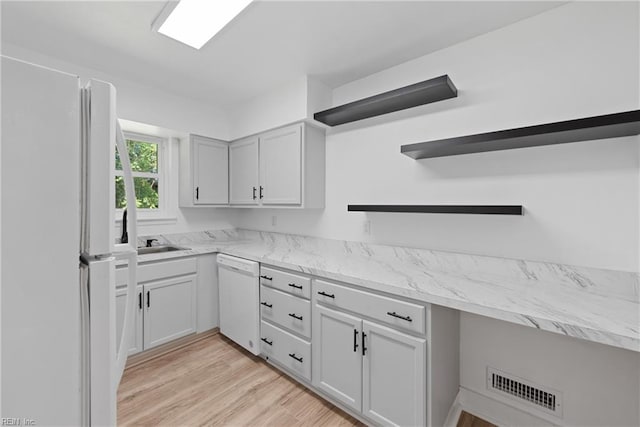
[121, 208, 128, 244]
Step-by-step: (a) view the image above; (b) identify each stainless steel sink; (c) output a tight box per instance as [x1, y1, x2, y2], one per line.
[137, 245, 187, 255]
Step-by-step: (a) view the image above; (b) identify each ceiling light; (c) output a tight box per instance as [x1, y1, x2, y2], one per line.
[155, 0, 253, 49]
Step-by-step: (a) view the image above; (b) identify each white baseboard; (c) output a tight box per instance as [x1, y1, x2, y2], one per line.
[443, 397, 463, 427]
[448, 387, 559, 427]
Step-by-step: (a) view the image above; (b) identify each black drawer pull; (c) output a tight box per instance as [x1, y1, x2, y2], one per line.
[288, 313, 303, 321]
[146, 290, 150, 308]
[317, 291, 335, 299]
[260, 275, 273, 281]
[387, 311, 412, 322]
[260, 301, 273, 308]
[353, 329, 359, 352]
[138, 292, 142, 310]
[288, 283, 303, 289]
[261, 337, 273, 346]
[362, 331, 367, 356]
[288, 353, 303, 363]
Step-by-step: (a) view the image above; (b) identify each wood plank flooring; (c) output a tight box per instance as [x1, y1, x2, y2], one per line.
[456, 411, 496, 427]
[118, 333, 364, 426]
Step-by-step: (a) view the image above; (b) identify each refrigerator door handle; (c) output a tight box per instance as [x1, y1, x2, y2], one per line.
[113, 119, 138, 388]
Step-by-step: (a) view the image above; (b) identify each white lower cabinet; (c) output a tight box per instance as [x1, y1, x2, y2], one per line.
[259, 265, 313, 382]
[115, 285, 143, 355]
[362, 321, 426, 427]
[260, 320, 311, 381]
[312, 305, 363, 411]
[312, 281, 428, 427]
[115, 257, 199, 355]
[143, 275, 197, 350]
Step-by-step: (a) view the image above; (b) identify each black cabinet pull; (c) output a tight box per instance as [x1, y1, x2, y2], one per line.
[288, 283, 303, 289]
[261, 337, 273, 346]
[260, 275, 273, 281]
[362, 331, 367, 356]
[288, 313, 303, 321]
[288, 353, 303, 363]
[353, 329, 359, 352]
[252, 186, 257, 200]
[317, 291, 335, 299]
[261, 301, 273, 308]
[259, 186, 264, 199]
[138, 292, 142, 310]
[387, 311, 413, 322]
[195, 186, 199, 200]
[146, 291, 150, 308]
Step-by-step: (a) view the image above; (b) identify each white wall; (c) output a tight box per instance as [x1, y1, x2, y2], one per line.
[234, 1, 639, 273]
[227, 76, 308, 140]
[460, 312, 640, 426]
[226, 75, 332, 140]
[1, 42, 235, 235]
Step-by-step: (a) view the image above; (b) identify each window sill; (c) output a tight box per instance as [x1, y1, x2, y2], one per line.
[115, 216, 178, 226]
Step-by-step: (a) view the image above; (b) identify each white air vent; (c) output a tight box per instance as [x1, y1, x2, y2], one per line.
[487, 367, 562, 417]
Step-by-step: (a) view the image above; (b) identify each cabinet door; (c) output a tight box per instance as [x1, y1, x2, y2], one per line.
[362, 320, 426, 427]
[229, 136, 259, 205]
[193, 137, 229, 205]
[115, 285, 143, 355]
[143, 275, 196, 350]
[259, 124, 302, 205]
[312, 305, 362, 412]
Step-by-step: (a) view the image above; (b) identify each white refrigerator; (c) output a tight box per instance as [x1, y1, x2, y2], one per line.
[1, 56, 139, 426]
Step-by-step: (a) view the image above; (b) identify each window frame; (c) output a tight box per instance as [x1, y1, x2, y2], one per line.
[114, 131, 169, 220]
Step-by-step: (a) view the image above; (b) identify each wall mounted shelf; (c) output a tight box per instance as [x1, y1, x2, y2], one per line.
[348, 205, 523, 215]
[314, 75, 457, 126]
[401, 110, 640, 159]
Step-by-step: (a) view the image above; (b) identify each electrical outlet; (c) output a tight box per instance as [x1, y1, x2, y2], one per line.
[363, 219, 371, 235]
[271, 215, 277, 227]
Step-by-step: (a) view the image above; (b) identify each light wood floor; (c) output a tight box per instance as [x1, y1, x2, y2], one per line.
[118, 333, 364, 426]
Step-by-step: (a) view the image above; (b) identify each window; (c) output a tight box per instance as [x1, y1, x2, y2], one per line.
[115, 132, 166, 213]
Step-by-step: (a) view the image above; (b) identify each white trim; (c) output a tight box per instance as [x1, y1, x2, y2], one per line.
[122, 130, 165, 146]
[443, 395, 463, 427]
[454, 387, 560, 427]
[114, 171, 159, 179]
[115, 131, 169, 219]
[115, 216, 177, 226]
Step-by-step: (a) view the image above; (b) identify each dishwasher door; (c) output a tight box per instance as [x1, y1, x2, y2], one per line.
[217, 254, 260, 355]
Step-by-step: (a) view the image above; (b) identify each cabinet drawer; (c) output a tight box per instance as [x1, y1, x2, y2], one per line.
[260, 266, 310, 299]
[260, 285, 311, 339]
[116, 257, 197, 287]
[313, 279, 426, 335]
[260, 321, 311, 381]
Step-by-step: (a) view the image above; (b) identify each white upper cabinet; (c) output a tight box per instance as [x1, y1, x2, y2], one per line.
[179, 135, 229, 207]
[229, 122, 325, 208]
[259, 125, 302, 205]
[229, 136, 260, 205]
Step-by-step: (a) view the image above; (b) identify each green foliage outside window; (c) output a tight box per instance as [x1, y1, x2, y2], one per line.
[115, 138, 160, 209]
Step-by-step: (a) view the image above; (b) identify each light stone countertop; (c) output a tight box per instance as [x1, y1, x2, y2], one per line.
[135, 229, 640, 353]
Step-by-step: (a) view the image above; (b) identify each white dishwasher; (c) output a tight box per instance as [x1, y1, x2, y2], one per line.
[217, 254, 260, 355]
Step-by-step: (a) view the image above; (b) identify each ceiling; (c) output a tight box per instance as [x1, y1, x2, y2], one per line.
[1, 1, 564, 107]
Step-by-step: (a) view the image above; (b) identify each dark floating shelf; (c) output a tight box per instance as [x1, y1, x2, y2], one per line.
[348, 205, 523, 215]
[314, 75, 457, 126]
[401, 110, 640, 159]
